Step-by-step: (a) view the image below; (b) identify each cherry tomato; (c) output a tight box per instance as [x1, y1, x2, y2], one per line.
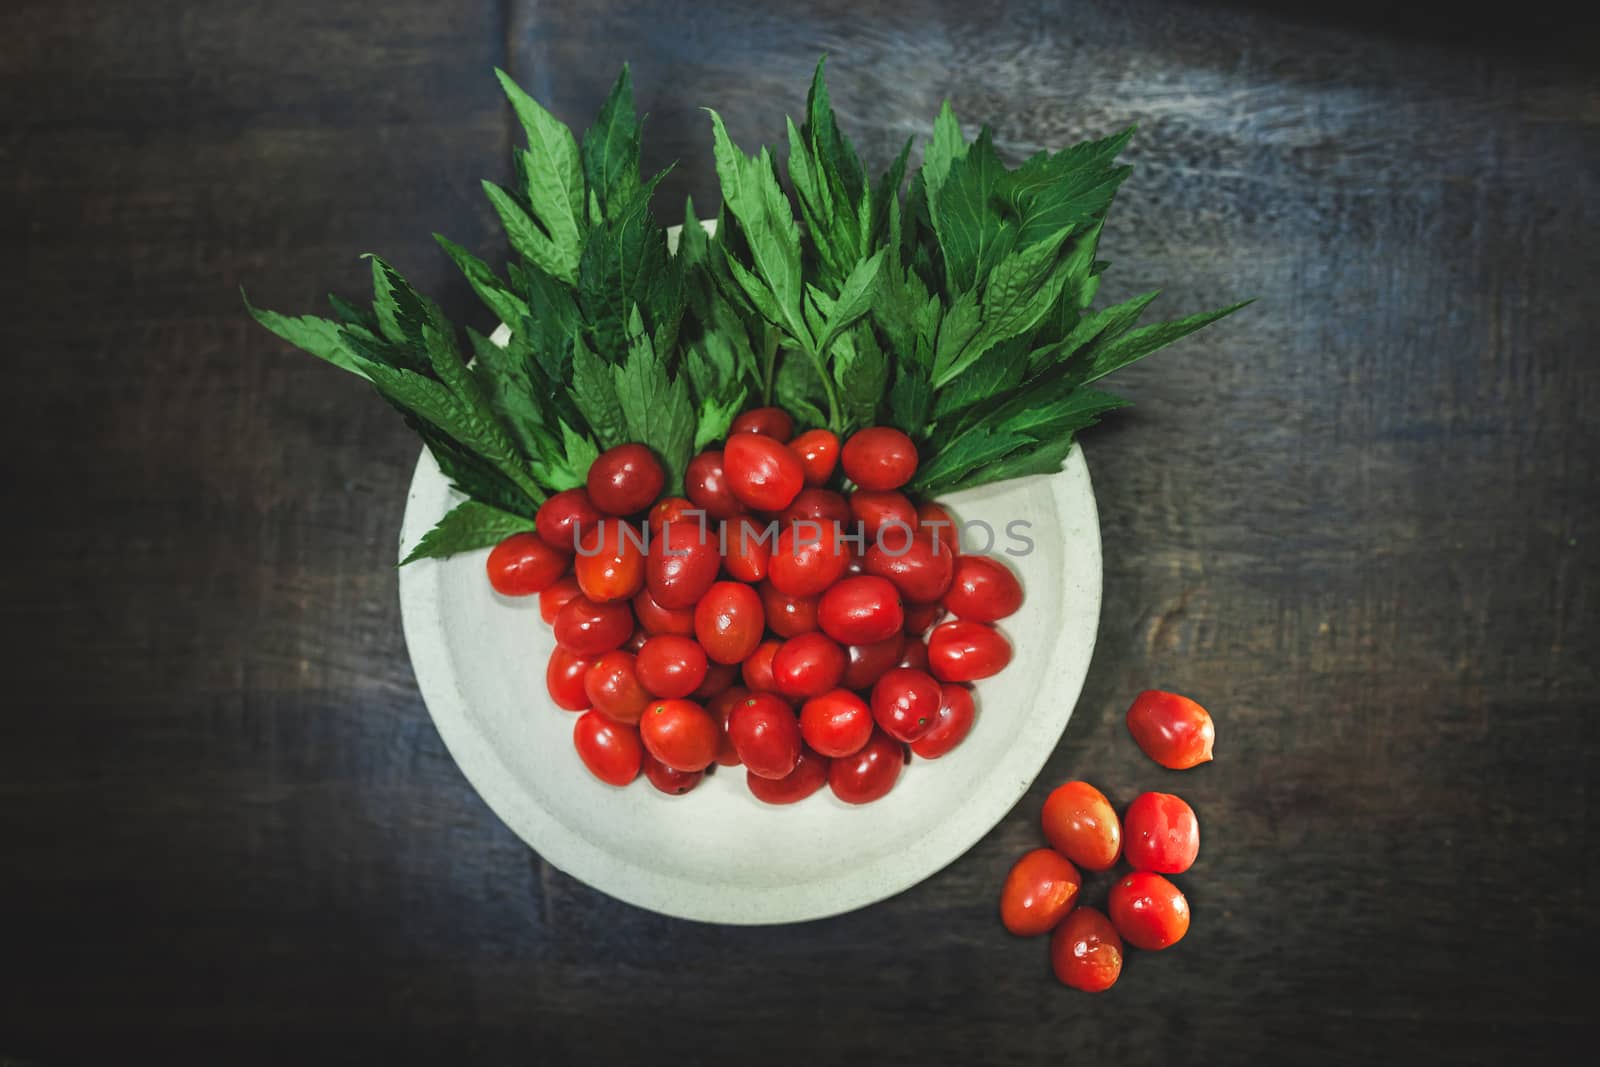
[870, 667, 942, 743]
[535, 488, 600, 553]
[574, 519, 646, 602]
[1126, 690, 1216, 770]
[915, 499, 958, 539]
[819, 575, 905, 645]
[747, 745, 830, 804]
[632, 585, 695, 636]
[545, 646, 596, 711]
[909, 683, 975, 759]
[648, 495, 699, 532]
[897, 638, 930, 672]
[1123, 792, 1200, 874]
[728, 692, 803, 779]
[646, 518, 720, 609]
[635, 635, 709, 699]
[864, 526, 955, 604]
[771, 632, 848, 700]
[999, 848, 1082, 937]
[1041, 781, 1122, 871]
[799, 689, 873, 757]
[486, 532, 569, 596]
[539, 575, 582, 624]
[694, 581, 765, 665]
[779, 488, 851, 530]
[1050, 907, 1123, 992]
[553, 595, 633, 654]
[693, 660, 739, 701]
[721, 516, 774, 583]
[639, 698, 719, 773]
[927, 620, 1012, 682]
[758, 581, 820, 638]
[587, 443, 664, 516]
[723, 433, 805, 512]
[573, 710, 642, 786]
[849, 489, 918, 541]
[685, 450, 743, 520]
[1108, 871, 1190, 950]
[842, 426, 918, 491]
[768, 523, 850, 596]
[642, 754, 703, 795]
[740, 638, 783, 695]
[903, 601, 945, 636]
[828, 729, 904, 804]
[729, 406, 794, 442]
[582, 650, 650, 724]
[944, 555, 1024, 623]
[707, 685, 749, 766]
[841, 633, 905, 691]
[790, 428, 839, 486]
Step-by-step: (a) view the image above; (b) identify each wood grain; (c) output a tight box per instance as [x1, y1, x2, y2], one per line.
[2, 0, 1597, 1062]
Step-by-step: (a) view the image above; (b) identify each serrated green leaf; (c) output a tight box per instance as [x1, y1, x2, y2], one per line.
[834, 321, 888, 432]
[887, 359, 933, 439]
[611, 324, 696, 491]
[495, 68, 585, 276]
[931, 335, 1030, 421]
[570, 337, 628, 448]
[815, 248, 885, 358]
[933, 127, 1015, 292]
[467, 328, 545, 457]
[921, 101, 966, 217]
[582, 64, 642, 219]
[775, 351, 829, 429]
[401, 500, 539, 565]
[482, 180, 575, 285]
[576, 172, 678, 360]
[934, 226, 1074, 387]
[1079, 300, 1253, 384]
[435, 234, 529, 329]
[245, 294, 374, 380]
[910, 425, 1033, 493]
[694, 388, 748, 451]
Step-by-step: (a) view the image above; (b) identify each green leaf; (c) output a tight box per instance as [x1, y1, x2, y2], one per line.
[921, 101, 966, 217]
[244, 294, 373, 379]
[775, 351, 829, 429]
[910, 425, 1033, 493]
[803, 56, 866, 207]
[694, 388, 748, 451]
[1079, 300, 1253, 384]
[815, 248, 885, 358]
[570, 337, 629, 448]
[934, 226, 1074, 387]
[582, 64, 643, 219]
[611, 319, 696, 492]
[576, 173, 678, 360]
[482, 180, 575, 285]
[495, 68, 585, 276]
[932, 335, 1030, 421]
[467, 328, 545, 457]
[833, 322, 888, 432]
[401, 500, 538, 565]
[933, 127, 1014, 292]
[434, 234, 529, 329]
[887, 359, 933, 438]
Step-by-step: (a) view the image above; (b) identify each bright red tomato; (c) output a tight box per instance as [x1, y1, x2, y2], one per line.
[790, 428, 839, 486]
[586, 443, 664, 516]
[639, 698, 719, 773]
[728, 692, 803, 779]
[646, 519, 720, 608]
[827, 729, 904, 804]
[723, 433, 805, 512]
[535, 488, 600, 553]
[927, 620, 1012, 682]
[758, 582, 820, 638]
[1126, 690, 1216, 770]
[486, 532, 569, 596]
[864, 526, 955, 604]
[1050, 907, 1123, 992]
[849, 489, 918, 541]
[747, 745, 830, 804]
[685, 450, 743, 520]
[553, 595, 633, 654]
[768, 523, 851, 596]
[1123, 792, 1200, 874]
[1041, 780, 1122, 872]
[539, 575, 582, 625]
[915, 499, 957, 537]
[694, 581, 765, 665]
[582, 650, 651, 724]
[870, 667, 942, 743]
[1108, 871, 1190, 950]
[944, 555, 1024, 622]
[574, 519, 646, 602]
[635, 635, 709, 699]
[573, 711, 642, 786]
[841, 633, 905, 691]
[632, 586, 695, 636]
[842, 426, 918, 491]
[707, 685, 749, 766]
[902, 601, 946, 635]
[909, 683, 975, 759]
[779, 488, 851, 530]
[897, 638, 929, 672]
[999, 848, 1082, 937]
[545, 646, 596, 711]
[642, 754, 704, 795]
[720, 516, 774, 583]
[799, 689, 873, 758]
[693, 660, 738, 700]
[740, 638, 783, 695]
[729, 406, 794, 441]
[648, 495, 699, 532]
[771, 632, 848, 700]
[818, 575, 905, 645]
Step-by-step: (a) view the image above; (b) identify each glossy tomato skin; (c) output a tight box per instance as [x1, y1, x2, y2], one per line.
[554, 595, 634, 655]
[1041, 781, 1122, 871]
[771, 632, 848, 700]
[685, 450, 743, 520]
[927, 620, 1012, 682]
[633, 586, 695, 637]
[642, 754, 704, 795]
[723, 433, 805, 512]
[573, 711, 643, 786]
[944, 555, 1024, 622]
[799, 689, 874, 758]
[694, 581, 765, 665]
[849, 490, 918, 542]
[623, 628, 649, 653]
[635, 635, 709, 699]
[903, 601, 946, 636]
[583, 650, 650, 724]
[539, 575, 583, 625]
[646, 519, 720, 609]
[864, 527, 955, 604]
[780, 488, 851, 530]
[729, 406, 794, 442]
[842, 427, 918, 491]
[790, 429, 839, 486]
[707, 685, 749, 766]
[768, 523, 851, 596]
[747, 745, 830, 804]
[647, 496, 698, 533]
[828, 729, 904, 804]
[1050, 907, 1123, 992]
[1123, 792, 1200, 874]
[909, 683, 976, 759]
[819, 575, 906, 646]
[546, 647, 596, 712]
[693, 660, 738, 701]
[1000, 848, 1083, 937]
[915, 499, 958, 537]
[574, 519, 647, 602]
[728, 692, 803, 779]
[758, 582, 820, 638]
[870, 667, 942, 743]
[841, 633, 905, 691]
[1126, 690, 1216, 769]
[535, 488, 601, 554]
[740, 638, 784, 695]
[1108, 871, 1190, 951]
[720, 516, 774, 583]
[587, 443, 665, 516]
[639, 698, 719, 773]
[897, 638, 930, 672]
[486, 533, 569, 596]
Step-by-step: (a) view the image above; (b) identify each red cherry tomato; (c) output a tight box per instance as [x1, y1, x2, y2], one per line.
[771, 632, 848, 700]
[915, 499, 958, 538]
[545, 646, 596, 711]
[779, 488, 851, 530]
[870, 667, 942, 743]
[927, 620, 1012, 682]
[635, 635, 709, 699]
[642, 754, 704, 795]
[740, 638, 784, 695]
[646, 519, 720, 609]
[583, 650, 650, 724]
[728, 692, 803, 779]
[647, 495, 699, 532]
[897, 638, 929, 672]
[1123, 792, 1200, 874]
[553, 595, 634, 654]
[944, 555, 1024, 623]
[694, 581, 765, 665]
[573, 711, 642, 786]
[638, 698, 719, 773]
[685, 450, 743, 520]
[758, 581, 820, 638]
[790, 429, 839, 486]
[1126, 690, 1216, 770]
[707, 685, 749, 766]
[723, 433, 805, 512]
[864, 526, 955, 604]
[486, 532, 569, 596]
[720, 516, 774, 583]
[535, 488, 600, 553]
[539, 575, 582, 624]
[799, 689, 873, 758]
[828, 729, 904, 804]
[902, 601, 946, 635]
[693, 660, 738, 701]
[999, 848, 1082, 937]
[729, 406, 794, 442]
[1051, 907, 1123, 992]
[909, 683, 975, 759]
[586, 443, 664, 516]
[849, 489, 918, 542]
[574, 519, 646, 602]
[841, 633, 905, 691]
[842, 426, 918, 491]
[632, 586, 695, 636]
[819, 575, 905, 645]
[747, 745, 830, 804]
[1041, 780, 1122, 872]
[1108, 871, 1190, 950]
[768, 523, 851, 596]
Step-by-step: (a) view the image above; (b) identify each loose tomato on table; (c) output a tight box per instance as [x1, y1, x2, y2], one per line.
[849, 489, 918, 542]
[646, 519, 720, 608]
[828, 729, 904, 804]
[799, 688, 874, 758]
[740, 638, 784, 695]
[486, 532, 568, 596]
[723, 433, 805, 512]
[927, 620, 1012, 682]
[685, 450, 743, 520]
[909, 683, 975, 759]
[1041, 780, 1122, 872]
[694, 581, 765, 665]
[553, 595, 634, 655]
[767, 523, 851, 596]
[747, 745, 830, 804]
[818, 575, 905, 645]
[727, 692, 803, 779]
[720, 516, 774, 583]
[635, 635, 709, 699]
[639, 698, 719, 773]
[944, 555, 1024, 623]
[842, 426, 918, 491]
[1123, 792, 1200, 874]
[583, 650, 651, 724]
[1050, 907, 1123, 992]
[633, 586, 695, 636]
[1108, 871, 1190, 950]
[535, 488, 601, 553]
[759, 582, 820, 638]
[771, 632, 848, 700]
[841, 633, 905, 691]
[789, 428, 839, 486]
[545, 646, 596, 712]
[870, 667, 942, 743]
[539, 575, 582, 624]
[586, 443, 664, 516]
[642, 754, 704, 796]
[1126, 690, 1216, 770]
[864, 526, 955, 604]
[999, 848, 1082, 937]
[729, 406, 793, 441]
[572, 711, 643, 787]
[573, 519, 646, 602]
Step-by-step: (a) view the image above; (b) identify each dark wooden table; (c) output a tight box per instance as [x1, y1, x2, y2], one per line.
[4, 1, 1596, 1062]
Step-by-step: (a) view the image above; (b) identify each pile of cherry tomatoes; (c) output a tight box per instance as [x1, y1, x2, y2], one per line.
[483, 407, 1025, 804]
[1000, 690, 1215, 992]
